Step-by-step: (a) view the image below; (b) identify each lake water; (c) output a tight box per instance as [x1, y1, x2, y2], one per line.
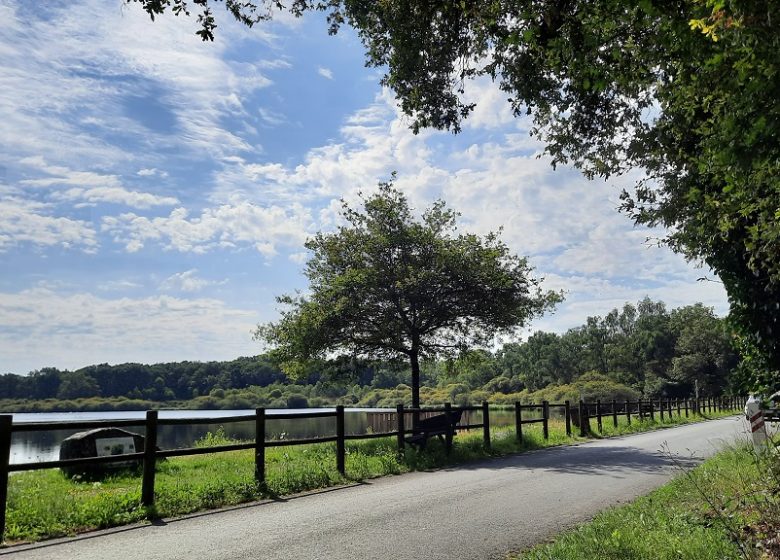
[10, 408, 514, 465]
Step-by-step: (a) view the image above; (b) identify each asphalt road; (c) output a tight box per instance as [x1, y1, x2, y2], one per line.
[4, 416, 751, 560]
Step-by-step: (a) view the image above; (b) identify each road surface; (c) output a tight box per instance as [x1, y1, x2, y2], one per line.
[3, 416, 750, 560]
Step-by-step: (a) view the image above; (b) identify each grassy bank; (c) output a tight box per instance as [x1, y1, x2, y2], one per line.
[510, 441, 780, 560]
[6, 408, 740, 544]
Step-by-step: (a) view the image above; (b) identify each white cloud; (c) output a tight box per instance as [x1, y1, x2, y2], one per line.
[20, 157, 179, 208]
[207, 85, 728, 336]
[318, 66, 334, 80]
[0, 196, 98, 252]
[97, 280, 143, 291]
[102, 202, 313, 256]
[258, 107, 289, 127]
[209, 89, 437, 206]
[288, 252, 308, 265]
[137, 168, 168, 178]
[530, 270, 729, 335]
[460, 77, 517, 130]
[0, 0, 283, 173]
[160, 269, 227, 292]
[0, 286, 259, 373]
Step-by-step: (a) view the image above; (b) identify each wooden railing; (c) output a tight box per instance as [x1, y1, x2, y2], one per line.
[0, 395, 745, 541]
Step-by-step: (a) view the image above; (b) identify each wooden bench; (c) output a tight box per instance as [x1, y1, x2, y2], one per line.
[405, 409, 463, 450]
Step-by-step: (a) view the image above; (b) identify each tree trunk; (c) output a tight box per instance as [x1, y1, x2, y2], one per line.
[410, 349, 421, 429]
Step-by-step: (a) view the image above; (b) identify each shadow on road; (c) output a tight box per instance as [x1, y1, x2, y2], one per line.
[440, 442, 705, 478]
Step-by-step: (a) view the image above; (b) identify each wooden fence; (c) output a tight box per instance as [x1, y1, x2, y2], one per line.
[0, 395, 745, 541]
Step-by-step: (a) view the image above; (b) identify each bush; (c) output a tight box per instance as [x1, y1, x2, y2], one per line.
[286, 394, 309, 408]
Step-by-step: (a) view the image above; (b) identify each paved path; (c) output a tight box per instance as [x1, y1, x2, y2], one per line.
[4, 416, 751, 560]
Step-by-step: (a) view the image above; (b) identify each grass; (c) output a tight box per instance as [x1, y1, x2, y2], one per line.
[509, 440, 780, 560]
[5, 407, 741, 544]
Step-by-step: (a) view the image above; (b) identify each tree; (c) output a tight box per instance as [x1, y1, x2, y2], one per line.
[56, 371, 100, 400]
[130, 1, 780, 382]
[669, 304, 738, 396]
[257, 181, 561, 410]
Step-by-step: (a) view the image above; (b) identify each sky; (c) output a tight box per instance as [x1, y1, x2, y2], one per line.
[0, 1, 729, 375]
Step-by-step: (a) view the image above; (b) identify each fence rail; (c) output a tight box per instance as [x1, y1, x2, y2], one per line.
[0, 395, 745, 541]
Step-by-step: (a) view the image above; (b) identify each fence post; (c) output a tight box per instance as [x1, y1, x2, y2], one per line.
[444, 402, 454, 453]
[141, 410, 158, 508]
[336, 405, 346, 475]
[649, 400, 655, 422]
[254, 408, 266, 487]
[482, 402, 491, 448]
[396, 404, 405, 453]
[0, 415, 12, 543]
[564, 400, 572, 437]
[515, 401, 523, 442]
[542, 401, 550, 440]
[596, 400, 603, 433]
[611, 399, 618, 428]
[684, 398, 689, 417]
[579, 400, 588, 437]
[660, 400, 665, 421]
[676, 398, 680, 417]
[625, 400, 631, 425]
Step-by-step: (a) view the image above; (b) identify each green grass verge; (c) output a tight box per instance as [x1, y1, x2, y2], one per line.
[6, 408, 740, 544]
[510, 441, 779, 560]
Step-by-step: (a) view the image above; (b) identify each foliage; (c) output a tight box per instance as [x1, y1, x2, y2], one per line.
[257, 182, 560, 407]
[0, 355, 285, 403]
[493, 298, 736, 397]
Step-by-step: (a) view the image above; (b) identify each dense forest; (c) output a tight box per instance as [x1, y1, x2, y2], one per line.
[2, 298, 738, 411]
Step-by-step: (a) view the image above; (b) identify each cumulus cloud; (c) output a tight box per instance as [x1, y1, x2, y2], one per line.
[137, 168, 168, 178]
[160, 269, 227, 292]
[0, 195, 98, 252]
[317, 66, 334, 80]
[0, 286, 259, 374]
[206, 85, 728, 334]
[20, 157, 179, 208]
[102, 202, 314, 256]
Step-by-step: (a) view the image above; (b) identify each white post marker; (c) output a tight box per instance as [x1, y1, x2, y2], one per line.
[745, 395, 768, 452]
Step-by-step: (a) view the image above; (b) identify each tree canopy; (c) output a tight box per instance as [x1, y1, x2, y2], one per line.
[257, 182, 561, 407]
[130, 0, 780, 390]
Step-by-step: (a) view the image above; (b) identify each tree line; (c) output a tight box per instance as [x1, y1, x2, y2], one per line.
[1, 297, 736, 407]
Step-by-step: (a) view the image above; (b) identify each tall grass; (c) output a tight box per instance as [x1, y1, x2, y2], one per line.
[511, 441, 779, 560]
[5, 408, 740, 543]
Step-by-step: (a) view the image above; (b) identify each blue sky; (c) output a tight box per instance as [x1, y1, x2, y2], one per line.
[0, 1, 728, 374]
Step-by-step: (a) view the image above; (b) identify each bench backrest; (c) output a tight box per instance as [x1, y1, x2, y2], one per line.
[418, 409, 463, 431]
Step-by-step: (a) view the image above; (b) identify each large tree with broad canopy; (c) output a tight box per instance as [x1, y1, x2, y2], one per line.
[256, 182, 561, 408]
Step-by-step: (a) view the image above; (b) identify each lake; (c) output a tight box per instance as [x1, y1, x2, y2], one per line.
[10, 408, 514, 465]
